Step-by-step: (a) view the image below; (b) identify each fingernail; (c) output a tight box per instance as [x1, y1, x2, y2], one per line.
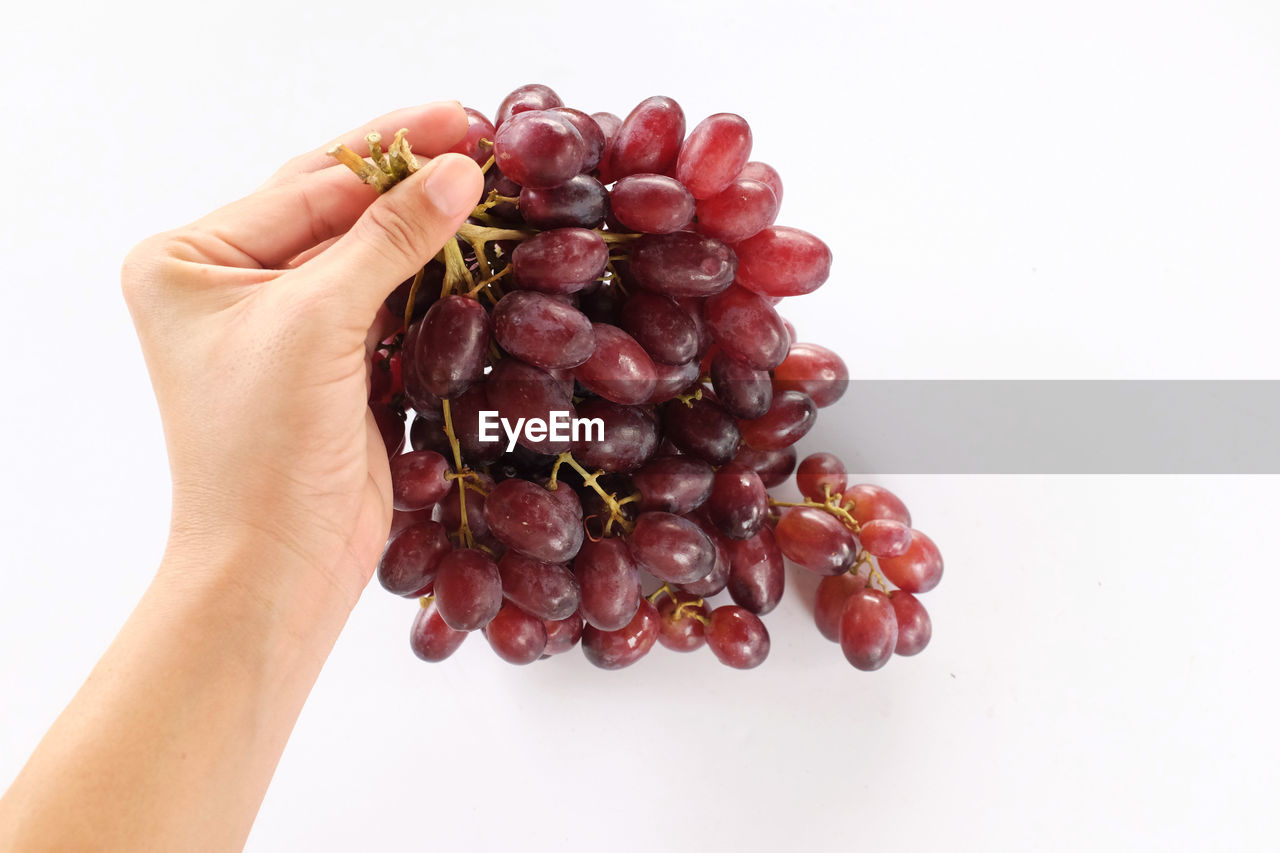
[423, 154, 479, 218]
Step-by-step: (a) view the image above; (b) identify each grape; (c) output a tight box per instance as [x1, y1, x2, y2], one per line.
[448, 383, 504, 465]
[412, 295, 491, 399]
[570, 398, 659, 473]
[738, 390, 816, 450]
[619, 290, 699, 365]
[675, 113, 752, 199]
[796, 452, 847, 503]
[629, 231, 737, 298]
[632, 455, 714, 514]
[889, 591, 932, 656]
[839, 589, 898, 671]
[439, 476, 492, 541]
[484, 601, 549, 664]
[372, 403, 406, 458]
[724, 526, 785, 615]
[646, 359, 700, 404]
[843, 484, 912, 527]
[449, 107, 497, 165]
[389, 505, 434, 539]
[548, 107, 606, 171]
[627, 511, 716, 584]
[772, 342, 849, 408]
[610, 174, 696, 234]
[484, 168, 523, 220]
[661, 397, 741, 465]
[572, 323, 658, 405]
[705, 606, 770, 669]
[679, 296, 714, 353]
[492, 290, 596, 370]
[410, 600, 468, 662]
[378, 521, 452, 597]
[860, 519, 912, 558]
[389, 450, 452, 511]
[512, 227, 609, 293]
[543, 480, 583, 518]
[734, 226, 833, 298]
[497, 552, 580, 621]
[484, 478, 584, 563]
[695, 178, 778, 244]
[369, 347, 403, 405]
[518, 174, 609, 229]
[543, 611, 584, 655]
[704, 285, 789, 370]
[878, 529, 943, 593]
[591, 110, 623, 183]
[732, 445, 797, 488]
[814, 571, 868, 642]
[655, 593, 709, 652]
[484, 358, 576, 454]
[582, 599, 660, 670]
[574, 537, 642, 630]
[495, 83, 564, 126]
[774, 507, 857, 575]
[577, 278, 625, 325]
[738, 161, 783, 205]
[676, 512, 732, 597]
[385, 262, 444, 325]
[709, 350, 772, 419]
[494, 111, 585, 189]
[705, 463, 768, 541]
[609, 96, 686, 180]
[433, 549, 503, 631]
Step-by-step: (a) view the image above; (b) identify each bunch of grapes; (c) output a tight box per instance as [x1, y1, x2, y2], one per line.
[337, 84, 944, 671]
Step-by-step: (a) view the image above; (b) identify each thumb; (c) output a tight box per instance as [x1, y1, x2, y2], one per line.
[304, 152, 484, 319]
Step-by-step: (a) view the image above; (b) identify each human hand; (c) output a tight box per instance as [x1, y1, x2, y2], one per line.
[122, 102, 484, 609]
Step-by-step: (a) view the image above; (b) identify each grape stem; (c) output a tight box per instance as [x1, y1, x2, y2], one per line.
[548, 452, 635, 535]
[402, 265, 426, 331]
[767, 496, 861, 534]
[440, 399, 474, 548]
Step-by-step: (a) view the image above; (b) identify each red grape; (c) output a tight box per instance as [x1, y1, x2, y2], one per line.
[705, 605, 770, 669]
[734, 226, 833, 297]
[738, 390, 817, 450]
[738, 161, 783, 205]
[574, 537, 642, 630]
[889, 591, 932, 656]
[484, 601, 549, 664]
[433, 549, 503, 631]
[410, 599, 468, 662]
[495, 83, 563, 126]
[632, 455, 714, 514]
[619, 289, 699, 365]
[655, 593, 709, 652]
[814, 571, 867, 642]
[573, 324, 658, 405]
[389, 449, 452, 511]
[412, 295, 491, 399]
[774, 507, 857, 575]
[709, 350, 772, 419]
[661, 397, 741, 465]
[610, 174, 695, 234]
[628, 511, 716, 584]
[518, 174, 609, 229]
[492, 291, 596, 370]
[512, 227, 609, 293]
[732, 445, 797, 488]
[629, 231, 737, 298]
[646, 359, 701, 404]
[859, 519, 912, 558]
[675, 113, 752, 199]
[582, 598, 660, 670]
[609, 96, 686, 180]
[843, 484, 912, 527]
[704, 285, 789, 371]
[548, 107, 606, 171]
[543, 611, 584, 655]
[493, 110, 585, 188]
[695, 178, 778, 243]
[724, 526, 785, 615]
[484, 358, 576, 454]
[795, 451, 847, 503]
[839, 589, 897, 671]
[498, 551, 580, 621]
[877, 529, 943, 593]
[570, 398, 659, 473]
[483, 478, 584, 563]
[449, 107, 497, 166]
[378, 521, 452, 597]
[772, 342, 849, 408]
[705, 462, 768, 541]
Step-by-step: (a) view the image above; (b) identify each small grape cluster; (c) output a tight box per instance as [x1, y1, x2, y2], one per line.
[338, 84, 944, 671]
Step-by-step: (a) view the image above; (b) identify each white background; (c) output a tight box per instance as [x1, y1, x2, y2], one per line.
[2, 1, 1278, 850]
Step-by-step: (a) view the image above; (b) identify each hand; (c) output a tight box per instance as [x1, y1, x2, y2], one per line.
[122, 102, 484, 608]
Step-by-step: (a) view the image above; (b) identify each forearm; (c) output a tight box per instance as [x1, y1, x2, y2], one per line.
[0, 538, 357, 851]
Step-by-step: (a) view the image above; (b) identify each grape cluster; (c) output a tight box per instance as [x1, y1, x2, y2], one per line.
[343, 84, 944, 671]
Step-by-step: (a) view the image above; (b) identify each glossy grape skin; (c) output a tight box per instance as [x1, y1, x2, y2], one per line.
[629, 231, 737, 298]
[679, 296, 714, 353]
[738, 161, 783, 205]
[413, 295, 491, 399]
[890, 591, 932, 656]
[878, 529, 943, 593]
[449, 107, 497, 165]
[704, 285, 789, 371]
[410, 600, 468, 662]
[433, 549, 503, 631]
[483, 478, 584, 563]
[495, 83, 563, 126]
[628, 511, 716, 584]
[571, 398, 659, 473]
[573, 537, 642, 631]
[646, 359, 701, 404]
[581, 598, 660, 670]
[610, 174, 696, 234]
[378, 521, 452, 597]
[655, 593, 709, 652]
[543, 611, 584, 655]
[774, 507, 858, 576]
[860, 519, 913, 558]
[619, 290, 699, 365]
[738, 391, 817, 450]
[843, 484, 912, 527]
[439, 477, 492, 541]
[492, 291, 595, 370]
[724, 526, 785, 615]
[632, 455, 714, 514]
[675, 113, 752, 199]
[485, 358, 576, 454]
[591, 111, 623, 183]
[695, 178, 778, 244]
[482, 601, 548, 664]
[796, 452, 848, 503]
[497, 551, 580, 621]
[512, 227, 609, 293]
[517, 174, 609, 229]
[732, 445, 797, 488]
[814, 571, 868, 642]
[608, 96, 686, 180]
[710, 350, 772, 419]
[705, 463, 768, 541]
[573, 324, 658, 405]
[449, 383, 504, 466]
[484, 169, 523, 220]
[494, 110, 585, 189]
[661, 397, 741, 465]
[675, 513, 732, 597]
[772, 342, 849, 408]
[389, 450, 452, 511]
[705, 606, 770, 669]
[840, 589, 898, 671]
[734, 226, 833, 297]
[548, 107, 606, 171]
[372, 404, 406, 459]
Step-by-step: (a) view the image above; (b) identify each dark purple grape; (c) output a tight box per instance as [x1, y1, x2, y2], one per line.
[840, 589, 898, 671]
[695, 178, 778, 243]
[632, 455, 714, 514]
[492, 291, 596, 370]
[483, 601, 548, 664]
[378, 521, 452, 597]
[439, 476, 492, 541]
[581, 598, 659, 670]
[498, 551, 580, 621]
[449, 107, 497, 166]
[577, 279, 625, 325]
[495, 83, 563, 126]
[709, 351, 772, 419]
[705, 605, 770, 669]
[570, 398, 659, 473]
[775, 507, 858, 576]
[518, 174, 609, 229]
[675, 113, 752, 199]
[627, 511, 715, 584]
[494, 110, 584, 189]
[389, 450, 452, 511]
[629, 231, 737, 298]
[661, 397, 740, 465]
[646, 359, 700, 403]
[724, 526, 784, 614]
[619, 290, 699, 365]
[484, 478, 584, 563]
[889, 591, 932, 656]
[572, 324, 658, 405]
[704, 285, 789, 371]
[512, 227, 608, 293]
[796, 451, 847, 502]
[573, 537, 642, 630]
[484, 169, 522, 221]
[738, 390, 817, 450]
[385, 261, 445, 325]
[610, 174, 695, 234]
[433, 549, 503, 631]
[412, 295, 491, 399]
[674, 514, 731, 597]
[655, 592, 708, 652]
[608, 96, 685, 180]
[732, 445, 797, 488]
[543, 611, 584, 655]
[484, 358, 576, 454]
[705, 462, 768, 541]
[548, 107, 606, 171]
[410, 600, 468, 662]
[449, 383, 504, 465]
